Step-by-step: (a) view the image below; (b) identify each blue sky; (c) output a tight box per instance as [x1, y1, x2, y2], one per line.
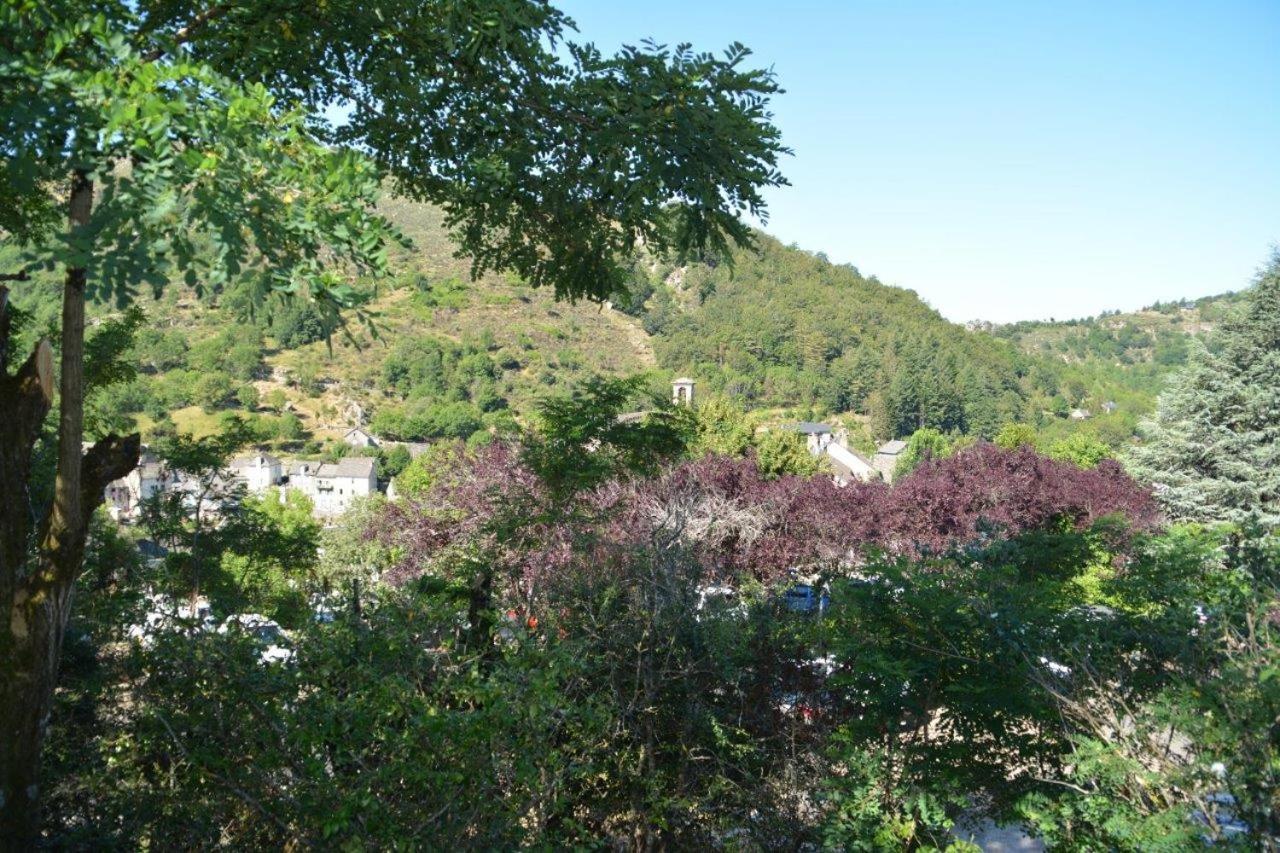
[557, 1, 1280, 322]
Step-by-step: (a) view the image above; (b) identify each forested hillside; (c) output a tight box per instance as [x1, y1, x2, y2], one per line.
[975, 290, 1245, 443]
[2, 200, 657, 455]
[6, 195, 1235, 454]
[624, 234, 1031, 438]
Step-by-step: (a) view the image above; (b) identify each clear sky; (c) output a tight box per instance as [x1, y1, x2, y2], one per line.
[556, 1, 1280, 323]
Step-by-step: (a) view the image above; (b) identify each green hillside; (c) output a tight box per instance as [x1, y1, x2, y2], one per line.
[969, 291, 1245, 443]
[623, 233, 1032, 438]
[985, 291, 1243, 365]
[7, 194, 1234, 455]
[3, 199, 658, 452]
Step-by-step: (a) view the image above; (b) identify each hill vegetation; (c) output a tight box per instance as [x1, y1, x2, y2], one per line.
[976, 290, 1245, 438]
[12, 198, 1225, 462]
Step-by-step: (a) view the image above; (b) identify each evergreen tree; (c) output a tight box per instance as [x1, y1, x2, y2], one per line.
[1129, 255, 1280, 525]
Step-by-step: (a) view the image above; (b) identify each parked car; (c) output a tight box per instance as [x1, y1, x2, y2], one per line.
[219, 613, 294, 665]
[125, 593, 215, 648]
[695, 584, 747, 620]
[781, 583, 828, 614]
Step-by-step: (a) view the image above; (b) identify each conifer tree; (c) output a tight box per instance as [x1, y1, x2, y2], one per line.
[1129, 255, 1280, 525]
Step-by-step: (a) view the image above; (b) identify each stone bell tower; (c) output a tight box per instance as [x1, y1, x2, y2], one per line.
[672, 377, 695, 407]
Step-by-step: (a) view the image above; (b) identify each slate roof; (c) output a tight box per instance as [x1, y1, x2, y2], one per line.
[231, 452, 282, 468]
[783, 421, 833, 435]
[877, 440, 908, 455]
[138, 461, 166, 479]
[329, 456, 377, 479]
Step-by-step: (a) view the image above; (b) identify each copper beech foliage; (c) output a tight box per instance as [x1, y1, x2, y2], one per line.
[374, 440, 1159, 598]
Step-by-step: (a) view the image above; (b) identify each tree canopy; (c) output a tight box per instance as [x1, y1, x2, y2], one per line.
[1129, 254, 1280, 526]
[0, 0, 788, 841]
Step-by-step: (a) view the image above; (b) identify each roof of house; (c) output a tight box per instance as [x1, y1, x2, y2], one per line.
[877, 440, 908, 455]
[231, 452, 281, 468]
[672, 377, 696, 384]
[286, 456, 376, 479]
[329, 456, 377, 479]
[137, 461, 166, 479]
[783, 421, 833, 435]
[826, 443, 875, 479]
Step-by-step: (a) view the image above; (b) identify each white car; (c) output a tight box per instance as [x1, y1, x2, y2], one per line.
[126, 594, 216, 647]
[695, 585, 747, 620]
[219, 613, 294, 665]
[310, 595, 340, 624]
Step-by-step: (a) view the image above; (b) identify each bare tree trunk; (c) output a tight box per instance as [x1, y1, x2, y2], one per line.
[0, 172, 140, 846]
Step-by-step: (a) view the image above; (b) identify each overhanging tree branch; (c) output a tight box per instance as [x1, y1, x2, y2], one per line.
[142, 2, 235, 62]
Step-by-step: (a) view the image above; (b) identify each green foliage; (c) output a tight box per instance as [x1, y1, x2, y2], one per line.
[3, 3, 401, 316]
[1013, 525, 1280, 848]
[276, 412, 304, 442]
[1046, 432, 1112, 469]
[234, 383, 260, 412]
[189, 328, 264, 382]
[987, 291, 1248, 445]
[193, 372, 234, 412]
[689, 396, 754, 457]
[267, 301, 332, 349]
[1129, 256, 1280, 525]
[83, 306, 147, 437]
[994, 422, 1038, 450]
[316, 494, 393, 587]
[42, 417, 1280, 849]
[133, 326, 188, 372]
[894, 427, 953, 478]
[753, 429, 821, 479]
[649, 236, 1027, 436]
[378, 444, 413, 480]
[394, 440, 465, 501]
[524, 376, 692, 498]
[264, 388, 287, 413]
[217, 491, 320, 626]
[373, 400, 485, 442]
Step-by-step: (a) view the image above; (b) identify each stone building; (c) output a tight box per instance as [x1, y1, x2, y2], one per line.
[672, 377, 696, 406]
[229, 452, 284, 493]
[873, 440, 908, 483]
[288, 456, 378, 518]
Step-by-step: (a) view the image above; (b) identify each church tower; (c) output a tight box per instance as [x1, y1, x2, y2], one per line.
[672, 377, 695, 407]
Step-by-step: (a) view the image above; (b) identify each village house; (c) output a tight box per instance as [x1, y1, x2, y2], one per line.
[288, 456, 378, 518]
[104, 448, 179, 521]
[826, 442, 877, 485]
[229, 452, 284, 493]
[343, 426, 379, 449]
[782, 421, 880, 485]
[784, 421, 835, 454]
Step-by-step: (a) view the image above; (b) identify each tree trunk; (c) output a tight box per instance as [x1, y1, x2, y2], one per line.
[0, 172, 140, 847]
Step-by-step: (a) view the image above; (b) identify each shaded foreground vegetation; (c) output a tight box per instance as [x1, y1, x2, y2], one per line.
[41, 376, 1280, 848]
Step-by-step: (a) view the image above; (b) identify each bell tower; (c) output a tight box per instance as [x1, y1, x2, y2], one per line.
[672, 377, 695, 407]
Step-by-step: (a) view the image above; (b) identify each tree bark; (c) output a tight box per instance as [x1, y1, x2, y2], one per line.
[0, 172, 141, 847]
